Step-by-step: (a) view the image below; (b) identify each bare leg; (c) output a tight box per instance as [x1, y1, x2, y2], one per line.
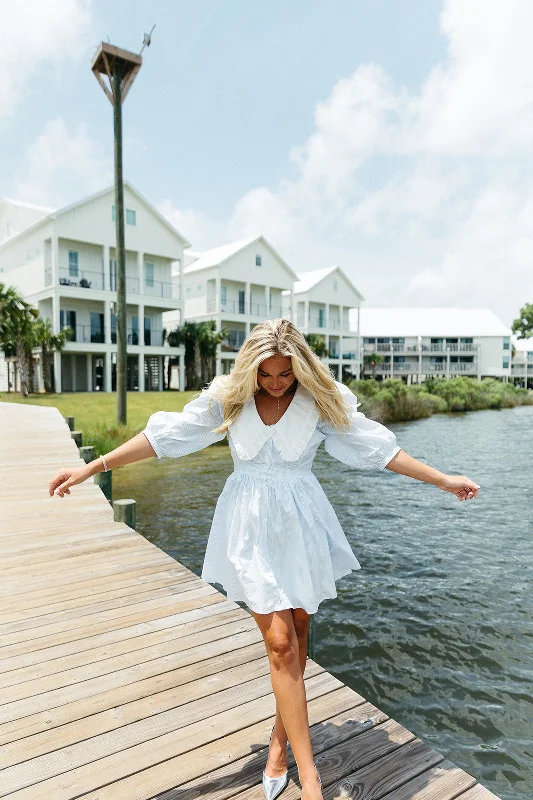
[250, 607, 322, 799]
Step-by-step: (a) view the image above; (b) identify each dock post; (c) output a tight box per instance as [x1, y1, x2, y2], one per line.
[113, 498, 136, 530]
[79, 445, 94, 464]
[71, 431, 83, 447]
[64, 416, 75, 430]
[95, 470, 112, 503]
[308, 615, 316, 660]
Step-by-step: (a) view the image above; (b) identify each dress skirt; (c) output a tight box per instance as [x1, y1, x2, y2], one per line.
[200, 462, 361, 615]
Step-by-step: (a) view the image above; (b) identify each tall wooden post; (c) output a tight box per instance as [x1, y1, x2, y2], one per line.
[91, 41, 145, 424]
[113, 59, 127, 424]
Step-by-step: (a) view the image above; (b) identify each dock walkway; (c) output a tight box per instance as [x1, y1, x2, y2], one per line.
[0, 401, 501, 799]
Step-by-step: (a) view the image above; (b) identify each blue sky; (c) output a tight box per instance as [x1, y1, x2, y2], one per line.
[2, 1, 532, 326]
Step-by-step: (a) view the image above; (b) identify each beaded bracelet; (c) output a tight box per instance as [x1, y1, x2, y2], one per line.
[100, 454, 109, 472]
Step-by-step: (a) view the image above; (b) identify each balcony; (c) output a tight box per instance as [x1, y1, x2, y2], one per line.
[57, 267, 105, 291]
[206, 298, 283, 317]
[62, 326, 165, 346]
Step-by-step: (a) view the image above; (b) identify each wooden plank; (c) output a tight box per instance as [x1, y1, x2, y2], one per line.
[375, 759, 477, 799]
[455, 784, 503, 799]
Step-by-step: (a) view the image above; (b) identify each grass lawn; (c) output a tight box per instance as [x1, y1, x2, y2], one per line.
[0, 391, 201, 456]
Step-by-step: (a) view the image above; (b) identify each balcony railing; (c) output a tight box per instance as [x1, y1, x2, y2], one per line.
[365, 343, 478, 353]
[63, 327, 165, 346]
[59, 267, 105, 291]
[363, 361, 477, 374]
[205, 299, 283, 317]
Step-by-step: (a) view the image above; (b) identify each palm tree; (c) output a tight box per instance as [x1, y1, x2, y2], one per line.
[0, 283, 39, 396]
[364, 351, 385, 378]
[304, 333, 329, 359]
[31, 317, 71, 393]
[167, 320, 228, 389]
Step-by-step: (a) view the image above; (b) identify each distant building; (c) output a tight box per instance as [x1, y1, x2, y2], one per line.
[164, 236, 298, 376]
[511, 334, 533, 388]
[0, 183, 188, 392]
[352, 307, 513, 382]
[0, 197, 53, 245]
[282, 266, 363, 380]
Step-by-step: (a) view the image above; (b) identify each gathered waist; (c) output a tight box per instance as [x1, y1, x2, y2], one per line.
[231, 461, 315, 482]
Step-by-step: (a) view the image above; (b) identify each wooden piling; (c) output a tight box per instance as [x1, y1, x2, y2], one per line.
[79, 445, 95, 464]
[113, 498, 136, 530]
[94, 469, 112, 503]
[64, 415, 75, 430]
[71, 430, 83, 447]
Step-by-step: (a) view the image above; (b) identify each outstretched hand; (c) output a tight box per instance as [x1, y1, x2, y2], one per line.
[49, 467, 90, 498]
[439, 475, 480, 501]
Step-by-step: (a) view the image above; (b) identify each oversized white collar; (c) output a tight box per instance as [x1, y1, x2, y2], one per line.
[228, 381, 320, 461]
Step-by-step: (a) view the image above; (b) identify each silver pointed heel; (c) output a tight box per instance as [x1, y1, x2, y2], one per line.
[262, 723, 288, 800]
[314, 762, 322, 786]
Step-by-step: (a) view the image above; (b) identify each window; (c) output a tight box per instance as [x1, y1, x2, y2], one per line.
[144, 262, 154, 288]
[144, 316, 152, 346]
[503, 356, 510, 368]
[126, 208, 136, 226]
[238, 290, 245, 314]
[68, 250, 79, 277]
[333, 280, 338, 290]
[197, 283, 203, 290]
[221, 285, 227, 304]
[255, 254, 262, 267]
[131, 315, 139, 345]
[503, 337, 510, 350]
[112, 205, 116, 222]
[111, 313, 117, 344]
[90, 312, 104, 343]
[60, 310, 77, 340]
[318, 308, 325, 327]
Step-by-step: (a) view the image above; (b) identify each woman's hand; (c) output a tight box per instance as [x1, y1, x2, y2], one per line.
[437, 475, 480, 501]
[49, 466, 92, 498]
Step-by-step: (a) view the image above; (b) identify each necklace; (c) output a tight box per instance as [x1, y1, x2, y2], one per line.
[256, 381, 296, 424]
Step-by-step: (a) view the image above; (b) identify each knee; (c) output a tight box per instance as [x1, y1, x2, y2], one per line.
[266, 634, 299, 668]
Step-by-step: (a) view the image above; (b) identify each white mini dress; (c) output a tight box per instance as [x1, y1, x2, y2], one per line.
[142, 379, 401, 615]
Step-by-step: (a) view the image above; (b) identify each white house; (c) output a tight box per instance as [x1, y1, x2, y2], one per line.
[163, 236, 299, 376]
[352, 307, 513, 382]
[511, 334, 533, 388]
[0, 182, 189, 392]
[0, 197, 53, 245]
[282, 265, 364, 380]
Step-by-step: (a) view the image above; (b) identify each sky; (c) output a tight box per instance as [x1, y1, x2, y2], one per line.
[1, 0, 532, 327]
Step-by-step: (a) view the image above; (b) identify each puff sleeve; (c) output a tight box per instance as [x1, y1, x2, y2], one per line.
[142, 383, 226, 459]
[318, 381, 401, 470]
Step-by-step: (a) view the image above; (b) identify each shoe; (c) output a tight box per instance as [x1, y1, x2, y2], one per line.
[262, 723, 288, 800]
[314, 762, 322, 786]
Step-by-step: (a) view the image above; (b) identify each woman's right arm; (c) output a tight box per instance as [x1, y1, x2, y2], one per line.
[49, 432, 156, 498]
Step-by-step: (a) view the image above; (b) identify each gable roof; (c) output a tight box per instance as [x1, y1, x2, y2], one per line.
[353, 307, 512, 337]
[184, 235, 299, 279]
[293, 265, 364, 300]
[0, 182, 191, 249]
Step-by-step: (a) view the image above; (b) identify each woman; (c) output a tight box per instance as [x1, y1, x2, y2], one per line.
[49, 318, 480, 800]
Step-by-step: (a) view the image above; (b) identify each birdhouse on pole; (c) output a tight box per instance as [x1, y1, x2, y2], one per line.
[90, 43, 142, 106]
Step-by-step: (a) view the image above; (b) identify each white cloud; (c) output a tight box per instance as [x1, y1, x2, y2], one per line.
[14, 118, 111, 206]
[161, 0, 533, 325]
[0, 0, 92, 120]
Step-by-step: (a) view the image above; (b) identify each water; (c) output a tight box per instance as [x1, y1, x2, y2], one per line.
[114, 405, 533, 800]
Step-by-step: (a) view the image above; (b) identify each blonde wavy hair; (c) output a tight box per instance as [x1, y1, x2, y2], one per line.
[205, 318, 353, 434]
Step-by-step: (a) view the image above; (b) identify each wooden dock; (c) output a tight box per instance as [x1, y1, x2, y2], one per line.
[0, 401, 501, 800]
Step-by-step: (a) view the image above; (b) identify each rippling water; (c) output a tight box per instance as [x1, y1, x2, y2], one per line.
[115, 405, 533, 800]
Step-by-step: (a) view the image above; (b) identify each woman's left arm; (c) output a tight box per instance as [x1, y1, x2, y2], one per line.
[385, 449, 480, 501]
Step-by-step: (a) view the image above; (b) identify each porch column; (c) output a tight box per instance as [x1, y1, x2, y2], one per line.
[264, 284, 270, 319]
[52, 294, 60, 335]
[104, 351, 112, 392]
[245, 281, 251, 316]
[138, 352, 145, 392]
[87, 353, 92, 392]
[304, 299, 309, 330]
[179, 352, 185, 391]
[215, 274, 221, 314]
[51, 233, 59, 288]
[137, 251, 144, 296]
[53, 351, 62, 393]
[103, 244, 110, 291]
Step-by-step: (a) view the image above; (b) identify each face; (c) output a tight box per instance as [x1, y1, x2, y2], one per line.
[256, 355, 295, 395]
